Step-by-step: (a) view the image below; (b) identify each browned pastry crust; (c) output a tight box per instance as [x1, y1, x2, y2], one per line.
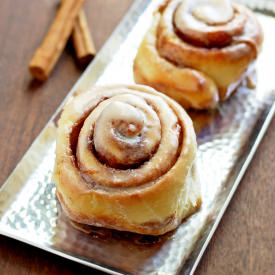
[54, 84, 201, 235]
[134, 0, 263, 109]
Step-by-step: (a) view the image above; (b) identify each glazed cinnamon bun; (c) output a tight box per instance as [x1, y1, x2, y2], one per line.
[54, 84, 201, 235]
[134, 0, 263, 109]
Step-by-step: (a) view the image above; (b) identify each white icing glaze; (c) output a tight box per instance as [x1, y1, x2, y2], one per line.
[93, 99, 161, 167]
[75, 88, 181, 187]
[191, 0, 233, 25]
[173, 0, 246, 47]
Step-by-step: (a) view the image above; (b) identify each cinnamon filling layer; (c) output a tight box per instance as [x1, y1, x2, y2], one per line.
[68, 91, 183, 188]
[172, 0, 246, 48]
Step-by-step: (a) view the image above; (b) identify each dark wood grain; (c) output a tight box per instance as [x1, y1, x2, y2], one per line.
[0, 0, 274, 274]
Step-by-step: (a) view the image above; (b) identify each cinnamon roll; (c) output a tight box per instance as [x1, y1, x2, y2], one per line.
[54, 84, 201, 235]
[134, 0, 263, 109]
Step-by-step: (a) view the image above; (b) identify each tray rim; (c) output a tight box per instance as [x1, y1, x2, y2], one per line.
[0, 0, 274, 274]
[0, 226, 124, 275]
[187, 102, 274, 275]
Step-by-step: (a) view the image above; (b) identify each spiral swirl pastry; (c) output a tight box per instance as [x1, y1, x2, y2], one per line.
[134, 0, 263, 109]
[54, 84, 201, 235]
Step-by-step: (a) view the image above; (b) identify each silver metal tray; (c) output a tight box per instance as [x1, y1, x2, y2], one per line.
[0, 0, 274, 274]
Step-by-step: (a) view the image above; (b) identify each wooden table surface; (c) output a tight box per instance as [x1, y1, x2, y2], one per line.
[0, 0, 274, 274]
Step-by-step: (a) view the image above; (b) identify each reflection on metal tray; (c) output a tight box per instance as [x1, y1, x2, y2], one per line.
[0, 0, 274, 274]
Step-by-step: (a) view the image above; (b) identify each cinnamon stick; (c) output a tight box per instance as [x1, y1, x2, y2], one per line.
[29, 0, 85, 81]
[72, 9, 96, 65]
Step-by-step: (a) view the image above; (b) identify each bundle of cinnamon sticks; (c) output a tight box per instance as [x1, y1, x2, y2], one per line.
[29, 0, 96, 81]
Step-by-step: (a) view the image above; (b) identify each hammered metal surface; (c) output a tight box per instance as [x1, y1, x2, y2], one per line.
[0, 1, 274, 275]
